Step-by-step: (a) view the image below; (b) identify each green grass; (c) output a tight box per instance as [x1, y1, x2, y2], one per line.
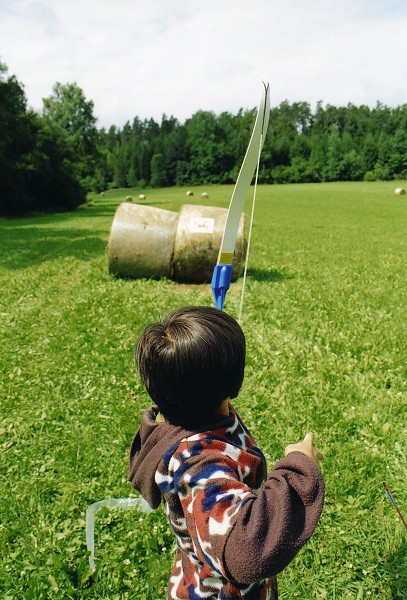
[1, 182, 406, 599]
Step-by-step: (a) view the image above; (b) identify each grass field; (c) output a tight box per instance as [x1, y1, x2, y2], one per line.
[1, 182, 406, 599]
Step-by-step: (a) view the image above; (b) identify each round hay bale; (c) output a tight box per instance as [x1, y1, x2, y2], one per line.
[100, 192, 105, 197]
[125, 195, 133, 202]
[107, 203, 178, 279]
[186, 190, 194, 197]
[172, 204, 246, 283]
[394, 187, 406, 195]
[139, 194, 146, 200]
[201, 192, 209, 200]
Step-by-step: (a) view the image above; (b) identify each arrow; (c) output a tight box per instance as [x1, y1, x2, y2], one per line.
[383, 482, 407, 531]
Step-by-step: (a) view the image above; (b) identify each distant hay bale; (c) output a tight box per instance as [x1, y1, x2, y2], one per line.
[125, 195, 133, 202]
[186, 190, 194, 197]
[201, 192, 209, 199]
[100, 192, 105, 197]
[394, 187, 406, 195]
[139, 194, 146, 200]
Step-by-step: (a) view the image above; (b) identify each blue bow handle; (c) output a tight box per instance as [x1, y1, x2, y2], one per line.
[211, 264, 233, 310]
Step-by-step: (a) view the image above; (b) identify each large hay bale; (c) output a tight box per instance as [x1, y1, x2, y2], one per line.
[172, 204, 245, 283]
[394, 187, 406, 195]
[107, 203, 178, 278]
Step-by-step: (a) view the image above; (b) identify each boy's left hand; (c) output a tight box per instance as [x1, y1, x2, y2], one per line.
[284, 432, 324, 466]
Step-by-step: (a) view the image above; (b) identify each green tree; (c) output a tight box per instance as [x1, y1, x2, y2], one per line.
[42, 82, 99, 190]
[150, 153, 166, 187]
[0, 62, 32, 210]
[0, 64, 84, 215]
[158, 115, 189, 186]
[362, 132, 378, 172]
[24, 116, 84, 211]
[388, 127, 407, 178]
[112, 145, 128, 188]
[185, 111, 227, 183]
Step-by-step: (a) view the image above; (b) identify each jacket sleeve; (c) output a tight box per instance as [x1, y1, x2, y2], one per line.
[173, 443, 324, 585]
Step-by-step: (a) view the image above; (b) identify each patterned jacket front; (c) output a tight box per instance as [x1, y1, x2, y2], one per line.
[129, 405, 324, 600]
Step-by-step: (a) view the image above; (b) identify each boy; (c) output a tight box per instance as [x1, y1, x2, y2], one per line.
[129, 306, 324, 599]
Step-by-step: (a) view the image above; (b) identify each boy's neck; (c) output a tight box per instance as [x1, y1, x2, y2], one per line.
[155, 400, 230, 424]
[218, 399, 230, 417]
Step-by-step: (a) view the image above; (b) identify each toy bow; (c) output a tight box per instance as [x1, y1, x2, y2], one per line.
[211, 82, 270, 311]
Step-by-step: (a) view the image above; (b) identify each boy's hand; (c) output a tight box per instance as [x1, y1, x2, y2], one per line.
[285, 432, 324, 466]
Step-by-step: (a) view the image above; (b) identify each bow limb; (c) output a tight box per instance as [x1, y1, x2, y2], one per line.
[211, 82, 270, 310]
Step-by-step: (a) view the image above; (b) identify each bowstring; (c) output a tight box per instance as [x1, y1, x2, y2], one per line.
[237, 132, 264, 323]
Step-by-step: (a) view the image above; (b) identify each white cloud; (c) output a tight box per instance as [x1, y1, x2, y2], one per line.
[0, 0, 406, 128]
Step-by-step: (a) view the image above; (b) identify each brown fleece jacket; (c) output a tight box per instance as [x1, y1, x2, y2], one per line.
[129, 405, 325, 599]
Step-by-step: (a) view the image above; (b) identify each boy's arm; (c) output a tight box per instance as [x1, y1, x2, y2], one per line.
[175, 443, 324, 585]
[222, 451, 324, 583]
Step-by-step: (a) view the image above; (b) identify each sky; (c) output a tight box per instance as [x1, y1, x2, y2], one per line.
[1, 0, 406, 129]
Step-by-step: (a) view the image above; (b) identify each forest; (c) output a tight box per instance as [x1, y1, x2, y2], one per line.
[1, 62, 406, 215]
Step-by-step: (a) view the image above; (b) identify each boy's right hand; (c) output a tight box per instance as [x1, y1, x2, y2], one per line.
[284, 432, 324, 466]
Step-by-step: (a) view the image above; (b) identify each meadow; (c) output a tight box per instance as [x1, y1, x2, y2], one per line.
[0, 182, 406, 599]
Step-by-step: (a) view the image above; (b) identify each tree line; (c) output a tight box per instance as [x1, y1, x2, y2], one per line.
[1, 62, 406, 216]
[98, 101, 406, 191]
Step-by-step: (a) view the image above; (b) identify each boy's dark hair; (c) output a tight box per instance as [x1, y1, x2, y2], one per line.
[135, 306, 246, 428]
